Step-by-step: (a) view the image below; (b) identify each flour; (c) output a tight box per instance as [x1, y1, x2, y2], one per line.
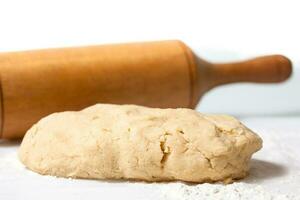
[1, 124, 300, 200]
[160, 182, 298, 200]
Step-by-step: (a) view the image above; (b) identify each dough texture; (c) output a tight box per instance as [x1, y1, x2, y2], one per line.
[19, 104, 262, 183]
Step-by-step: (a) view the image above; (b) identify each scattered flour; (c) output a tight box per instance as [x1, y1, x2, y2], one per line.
[1, 152, 298, 200]
[160, 182, 298, 200]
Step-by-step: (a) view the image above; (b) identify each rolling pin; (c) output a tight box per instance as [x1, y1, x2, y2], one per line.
[0, 40, 292, 139]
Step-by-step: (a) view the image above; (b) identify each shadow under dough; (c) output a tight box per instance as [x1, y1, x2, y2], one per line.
[244, 159, 288, 183]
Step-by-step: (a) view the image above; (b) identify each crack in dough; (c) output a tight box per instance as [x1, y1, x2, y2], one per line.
[159, 133, 171, 168]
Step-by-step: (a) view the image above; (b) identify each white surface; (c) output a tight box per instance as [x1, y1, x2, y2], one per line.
[0, 0, 299, 115]
[1, 117, 300, 200]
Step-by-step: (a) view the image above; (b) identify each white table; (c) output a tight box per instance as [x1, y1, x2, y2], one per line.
[1, 116, 299, 200]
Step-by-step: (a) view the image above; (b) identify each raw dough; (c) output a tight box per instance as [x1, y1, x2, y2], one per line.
[19, 104, 262, 183]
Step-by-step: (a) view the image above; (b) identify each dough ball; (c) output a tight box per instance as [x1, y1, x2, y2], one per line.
[19, 104, 262, 183]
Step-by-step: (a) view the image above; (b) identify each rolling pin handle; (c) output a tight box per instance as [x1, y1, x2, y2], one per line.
[205, 55, 292, 89]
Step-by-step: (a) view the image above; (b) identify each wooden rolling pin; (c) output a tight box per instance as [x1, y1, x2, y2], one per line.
[0, 40, 292, 139]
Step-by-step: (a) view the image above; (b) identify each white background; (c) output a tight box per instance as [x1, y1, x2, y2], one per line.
[0, 0, 299, 116]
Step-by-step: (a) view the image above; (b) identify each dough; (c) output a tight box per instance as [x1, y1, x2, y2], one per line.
[19, 104, 262, 183]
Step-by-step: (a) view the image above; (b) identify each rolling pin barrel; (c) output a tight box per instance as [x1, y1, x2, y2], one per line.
[0, 41, 196, 139]
[0, 40, 292, 139]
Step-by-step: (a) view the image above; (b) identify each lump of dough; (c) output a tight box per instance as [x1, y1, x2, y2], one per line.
[19, 104, 262, 183]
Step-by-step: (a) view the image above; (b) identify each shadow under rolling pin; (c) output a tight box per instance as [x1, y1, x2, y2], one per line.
[0, 40, 292, 139]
